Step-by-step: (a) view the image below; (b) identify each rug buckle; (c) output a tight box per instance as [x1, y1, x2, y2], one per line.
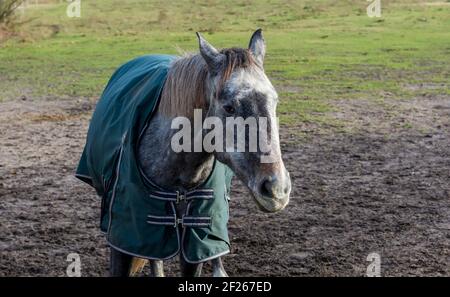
[176, 191, 185, 204]
[174, 218, 183, 227]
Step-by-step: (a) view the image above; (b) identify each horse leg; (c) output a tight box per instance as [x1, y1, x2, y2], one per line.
[149, 260, 165, 277]
[212, 257, 228, 277]
[129, 258, 148, 276]
[109, 248, 134, 277]
[180, 255, 203, 277]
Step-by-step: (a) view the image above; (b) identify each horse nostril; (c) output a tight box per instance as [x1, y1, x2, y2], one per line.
[260, 177, 277, 198]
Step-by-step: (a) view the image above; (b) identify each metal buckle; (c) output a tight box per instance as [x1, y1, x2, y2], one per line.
[176, 191, 185, 204]
[174, 217, 183, 228]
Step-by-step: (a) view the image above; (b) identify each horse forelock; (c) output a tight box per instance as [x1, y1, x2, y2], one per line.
[159, 48, 257, 118]
[219, 47, 256, 84]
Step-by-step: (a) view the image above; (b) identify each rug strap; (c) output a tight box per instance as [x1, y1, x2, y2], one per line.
[148, 189, 214, 203]
[146, 214, 211, 228]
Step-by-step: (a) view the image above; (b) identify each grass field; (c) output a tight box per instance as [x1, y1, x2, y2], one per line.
[0, 0, 449, 125]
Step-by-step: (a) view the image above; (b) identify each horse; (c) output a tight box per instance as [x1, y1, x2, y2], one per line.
[85, 29, 291, 276]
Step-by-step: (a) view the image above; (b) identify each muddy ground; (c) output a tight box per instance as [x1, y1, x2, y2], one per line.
[1, 93, 449, 276]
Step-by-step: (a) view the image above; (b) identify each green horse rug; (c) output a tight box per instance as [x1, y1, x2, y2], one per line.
[76, 55, 233, 263]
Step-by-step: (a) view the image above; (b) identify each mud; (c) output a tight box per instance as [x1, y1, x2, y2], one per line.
[0, 94, 449, 276]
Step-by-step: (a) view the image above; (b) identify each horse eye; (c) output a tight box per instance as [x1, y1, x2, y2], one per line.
[223, 105, 235, 114]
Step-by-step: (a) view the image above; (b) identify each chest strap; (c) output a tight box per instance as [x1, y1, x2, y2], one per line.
[146, 188, 214, 228]
[147, 214, 211, 228]
[148, 189, 214, 203]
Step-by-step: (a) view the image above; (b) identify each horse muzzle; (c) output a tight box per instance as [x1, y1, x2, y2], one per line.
[252, 169, 291, 213]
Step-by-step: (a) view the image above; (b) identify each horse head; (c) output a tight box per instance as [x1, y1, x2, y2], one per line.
[197, 30, 291, 213]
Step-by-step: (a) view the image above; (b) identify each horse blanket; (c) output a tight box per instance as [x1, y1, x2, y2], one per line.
[76, 55, 233, 263]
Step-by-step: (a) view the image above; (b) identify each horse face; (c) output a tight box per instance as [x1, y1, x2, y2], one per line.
[213, 68, 291, 213]
[197, 30, 291, 212]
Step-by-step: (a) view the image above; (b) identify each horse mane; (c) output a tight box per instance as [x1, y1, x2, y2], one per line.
[159, 48, 256, 118]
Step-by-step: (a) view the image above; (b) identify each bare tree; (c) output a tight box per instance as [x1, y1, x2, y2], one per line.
[0, 0, 25, 24]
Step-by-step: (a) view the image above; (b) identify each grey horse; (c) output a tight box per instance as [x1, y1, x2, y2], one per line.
[110, 29, 291, 277]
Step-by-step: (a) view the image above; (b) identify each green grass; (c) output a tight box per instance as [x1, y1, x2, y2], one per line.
[0, 0, 449, 126]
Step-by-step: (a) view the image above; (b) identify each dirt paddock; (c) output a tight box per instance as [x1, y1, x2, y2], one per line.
[1, 94, 449, 276]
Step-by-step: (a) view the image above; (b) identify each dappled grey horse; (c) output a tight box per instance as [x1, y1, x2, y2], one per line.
[108, 30, 291, 276]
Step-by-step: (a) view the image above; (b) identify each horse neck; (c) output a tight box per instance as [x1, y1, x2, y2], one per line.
[138, 111, 214, 192]
[138, 58, 215, 191]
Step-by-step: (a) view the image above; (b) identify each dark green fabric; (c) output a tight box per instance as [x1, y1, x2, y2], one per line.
[76, 55, 233, 262]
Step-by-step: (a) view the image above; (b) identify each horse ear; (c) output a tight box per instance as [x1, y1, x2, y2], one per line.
[248, 28, 266, 67]
[196, 32, 224, 74]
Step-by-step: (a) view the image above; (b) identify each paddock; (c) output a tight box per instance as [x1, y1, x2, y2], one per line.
[1, 93, 449, 276]
[0, 0, 449, 276]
